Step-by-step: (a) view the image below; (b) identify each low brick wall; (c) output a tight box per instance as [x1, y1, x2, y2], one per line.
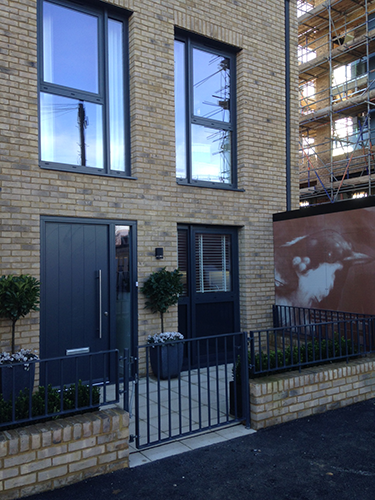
[250, 355, 375, 429]
[0, 408, 129, 499]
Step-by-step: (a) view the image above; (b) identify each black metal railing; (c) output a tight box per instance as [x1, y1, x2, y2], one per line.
[250, 316, 375, 376]
[273, 304, 373, 329]
[0, 350, 120, 430]
[123, 310, 375, 450]
[131, 332, 250, 449]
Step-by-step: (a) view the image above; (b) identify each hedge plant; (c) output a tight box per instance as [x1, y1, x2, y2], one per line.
[0, 380, 100, 429]
[234, 336, 358, 382]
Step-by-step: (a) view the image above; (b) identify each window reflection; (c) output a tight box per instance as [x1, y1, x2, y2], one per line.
[175, 40, 187, 178]
[43, 1, 99, 93]
[174, 34, 234, 186]
[40, 1, 128, 175]
[40, 93, 103, 168]
[193, 48, 230, 123]
[108, 19, 125, 172]
[191, 124, 231, 183]
[115, 226, 131, 356]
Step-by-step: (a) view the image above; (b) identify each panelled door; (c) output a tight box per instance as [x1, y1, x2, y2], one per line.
[40, 218, 136, 381]
[178, 225, 240, 364]
[41, 220, 110, 359]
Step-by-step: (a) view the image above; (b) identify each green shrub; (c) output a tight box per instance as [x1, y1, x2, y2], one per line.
[234, 336, 358, 382]
[0, 274, 40, 353]
[141, 268, 183, 333]
[0, 380, 100, 429]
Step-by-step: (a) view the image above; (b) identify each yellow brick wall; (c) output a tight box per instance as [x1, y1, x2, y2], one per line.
[0, 0, 299, 352]
[0, 408, 129, 498]
[250, 355, 375, 429]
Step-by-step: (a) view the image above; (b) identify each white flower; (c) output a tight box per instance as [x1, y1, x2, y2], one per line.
[0, 349, 39, 365]
[147, 332, 184, 345]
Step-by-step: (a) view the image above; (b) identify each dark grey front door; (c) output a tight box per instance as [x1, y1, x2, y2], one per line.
[178, 225, 240, 365]
[41, 220, 110, 359]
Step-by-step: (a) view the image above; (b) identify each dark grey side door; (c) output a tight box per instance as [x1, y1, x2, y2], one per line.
[40, 220, 110, 360]
[178, 225, 240, 365]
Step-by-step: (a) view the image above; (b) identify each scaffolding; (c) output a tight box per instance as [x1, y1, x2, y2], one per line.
[298, 0, 375, 205]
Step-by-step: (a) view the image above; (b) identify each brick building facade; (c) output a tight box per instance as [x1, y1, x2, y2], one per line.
[0, 0, 299, 363]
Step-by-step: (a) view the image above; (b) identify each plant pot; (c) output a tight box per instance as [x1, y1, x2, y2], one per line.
[229, 379, 243, 418]
[149, 343, 184, 380]
[0, 362, 36, 401]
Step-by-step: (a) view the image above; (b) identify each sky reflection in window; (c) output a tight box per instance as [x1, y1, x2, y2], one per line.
[43, 1, 99, 94]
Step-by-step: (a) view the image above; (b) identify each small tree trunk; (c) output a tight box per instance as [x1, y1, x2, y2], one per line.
[160, 312, 164, 333]
[11, 319, 16, 354]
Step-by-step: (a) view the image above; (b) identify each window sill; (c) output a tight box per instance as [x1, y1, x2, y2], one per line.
[40, 163, 137, 180]
[176, 180, 245, 192]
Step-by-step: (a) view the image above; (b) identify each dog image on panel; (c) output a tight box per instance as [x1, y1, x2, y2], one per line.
[275, 230, 371, 310]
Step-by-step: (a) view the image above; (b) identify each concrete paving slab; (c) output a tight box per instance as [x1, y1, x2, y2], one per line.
[137, 440, 191, 462]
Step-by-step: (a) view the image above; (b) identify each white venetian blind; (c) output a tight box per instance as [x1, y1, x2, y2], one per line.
[177, 229, 188, 296]
[195, 233, 231, 293]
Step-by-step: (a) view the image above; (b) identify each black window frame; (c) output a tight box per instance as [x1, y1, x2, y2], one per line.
[175, 29, 239, 190]
[37, 0, 131, 178]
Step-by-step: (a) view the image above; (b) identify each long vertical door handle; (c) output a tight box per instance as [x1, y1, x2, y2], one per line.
[98, 269, 102, 339]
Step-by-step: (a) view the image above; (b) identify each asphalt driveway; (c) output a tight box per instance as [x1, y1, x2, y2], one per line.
[28, 398, 375, 500]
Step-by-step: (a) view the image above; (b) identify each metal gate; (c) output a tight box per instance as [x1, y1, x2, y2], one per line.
[124, 332, 250, 449]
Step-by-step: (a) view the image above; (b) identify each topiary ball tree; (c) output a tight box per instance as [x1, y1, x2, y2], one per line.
[0, 275, 40, 354]
[141, 267, 183, 333]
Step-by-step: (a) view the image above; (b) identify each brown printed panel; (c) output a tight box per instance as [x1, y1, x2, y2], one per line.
[274, 206, 375, 314]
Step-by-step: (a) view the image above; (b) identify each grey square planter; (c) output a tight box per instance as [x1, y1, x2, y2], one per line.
[149, 343, 184, 380]
[0, 362, 36, 401]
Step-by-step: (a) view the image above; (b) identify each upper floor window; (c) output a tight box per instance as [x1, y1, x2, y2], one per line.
[300, 80, 315, 115]
[332, 58, 368, 89]
[333, 64, 353, 86]
[298, 45, 316, 64]
[175, 31, 237, 188]
[300, 136, 315, 157]
[39, 0, 130, 176]
[297, 1, 314, 18]
[332, 117, 354, 156]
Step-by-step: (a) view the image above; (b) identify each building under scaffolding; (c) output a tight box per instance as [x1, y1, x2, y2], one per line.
[298, 0, 375, 205]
